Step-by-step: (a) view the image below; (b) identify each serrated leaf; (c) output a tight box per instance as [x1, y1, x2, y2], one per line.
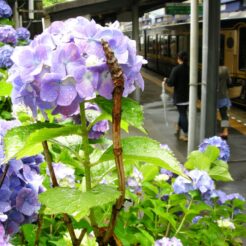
[185, 150, 212, 172]
[208, 163, 233, 181]
[39, 185, 120, 221]
[95, 96, 146, 133]
[97, 136, 185, 177]
[3, 123, 81, 162]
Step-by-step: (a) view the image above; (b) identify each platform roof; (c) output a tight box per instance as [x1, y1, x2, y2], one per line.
[45, 0, 184, 22]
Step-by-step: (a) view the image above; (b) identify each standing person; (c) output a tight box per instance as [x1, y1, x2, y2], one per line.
[217, 61, 232, 140]
[163, 51, 189, 141]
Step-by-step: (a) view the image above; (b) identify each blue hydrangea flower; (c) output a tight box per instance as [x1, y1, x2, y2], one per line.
[15, 188, 40, 216]
[0, 120, 44, 238]
[46, 163, 75, 188]
[155, 236, 183, 246]
[0, 45, 14, 68]
[173, 170, 214, 195]
[126, 167, 143, 195]
[173, 175, 194, 194]
[0, 0, 12, 18]
[192, 215, 203, 224]
[0, 25, 17, 45]
[199, 136, 230, 161]
[189, 170, 215, 194]
[16, 27, 30, 41]
[211, 190, 245, 204]
[0, 223, 12, 246]
[9, 17, 146, 117]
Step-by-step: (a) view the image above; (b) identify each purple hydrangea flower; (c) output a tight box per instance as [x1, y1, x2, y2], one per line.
[126, 167, 143, 195]
[199, 136, 230, 161]
[0, 120, 44, 238]
[8, 17, 146, 117]
[173, 176, 194, 194]
[0, 223, 12, 246]
[0, 45, 14, 68]
[155, 237, 183, 246]
[173, 170, 214, 195]
[192, 215, 203, 224]
[211, 190, 245, 204]
[160, 168, 174, 178]
[0, 26, 17, 45]
[47, 163, 75, 188]
[0, 0, 12, 18]
[15, 188, 40, 216]
[16, 27, 30, 41]
[189, 170, 215, 194]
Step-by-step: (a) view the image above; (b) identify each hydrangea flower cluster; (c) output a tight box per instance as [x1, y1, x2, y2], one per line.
[0, 0, 12, 18]
[8, 17, 146, 117]
[126, 167, 143, 195]
[211, 190, 245, 204]
[173, 169, 215, 195]
[72, 103, 109, 139]
[0, 45, 14, 68]
[0, 120, 44, 243]
[154, 236, 183, 246]
[0, 223, 12, 246]
[199, 136, 230, 161]
[47, 162, 75, 188]
[0, 25, 30, 69]
[16, 27, 30, 42]
[0, 26, 17, 45]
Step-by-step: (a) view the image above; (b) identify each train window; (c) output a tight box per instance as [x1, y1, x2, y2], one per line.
[170, 36, 177, 58]
[178, 35, 188, 53]
[239, 27, 246, 71]
[147, 36, 153, 53]
[140, 35, 144, 52]
[226, 37, 234, 49]
[159, 35, 169, 56]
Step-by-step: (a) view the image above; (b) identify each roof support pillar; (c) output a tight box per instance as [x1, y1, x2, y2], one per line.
[188, 0, 199, 154]
[200, 0, 220, 141]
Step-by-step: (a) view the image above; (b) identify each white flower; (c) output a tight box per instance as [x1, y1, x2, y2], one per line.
[154, 174, 169, 182]
[217, 218, 235, 229]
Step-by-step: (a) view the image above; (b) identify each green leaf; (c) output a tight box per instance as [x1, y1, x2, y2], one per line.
[0, 80, 12, 97]
[3, 123, 81, 162]
[39, 185, 120, 221]
[0, 18, 14, 26]
[203, 146, 220, 162]
[208, 160, 233, 181]
[97, 136, 186, 177]
[185, 150, 212, 172]
[140, 163, 159, 182]
[21, 224, 37, 246]
[95, 96, 146, 133]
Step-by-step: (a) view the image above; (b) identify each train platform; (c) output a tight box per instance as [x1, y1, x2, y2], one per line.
[128, 68, 246, 198]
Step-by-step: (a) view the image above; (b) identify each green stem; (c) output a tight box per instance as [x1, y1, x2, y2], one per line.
[165, 200, 171, 237]
[80, 102, 92, 190]
[174, 198, 193, 236]
[79, 102, 98, 236]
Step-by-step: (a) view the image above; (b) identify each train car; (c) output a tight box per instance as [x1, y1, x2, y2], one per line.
[140, 12, 246, 107]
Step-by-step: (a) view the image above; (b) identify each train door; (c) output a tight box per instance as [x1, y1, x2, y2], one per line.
[236, 26, 246, 105]
[222, 30, 237, 76]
